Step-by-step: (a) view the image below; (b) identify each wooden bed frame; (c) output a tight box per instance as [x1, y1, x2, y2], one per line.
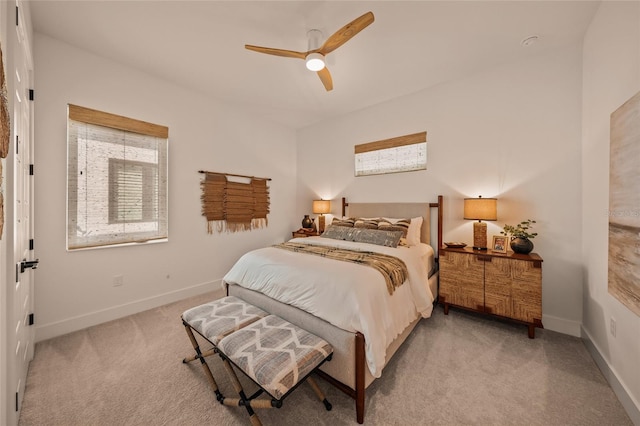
[227, 195, 443, 424]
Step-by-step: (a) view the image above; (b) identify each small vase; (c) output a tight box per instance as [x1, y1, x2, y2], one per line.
[301, 215, 313, 229]
[510, 237, 534, 254]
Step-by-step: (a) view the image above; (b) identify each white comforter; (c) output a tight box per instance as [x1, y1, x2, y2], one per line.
[222, 236, 435, 378]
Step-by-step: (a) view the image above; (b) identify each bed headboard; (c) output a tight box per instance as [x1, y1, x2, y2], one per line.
[341, 196, 443, 252]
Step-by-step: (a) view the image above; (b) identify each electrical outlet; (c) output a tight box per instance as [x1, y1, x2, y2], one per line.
[609, 317, 616, 337]
[113, 275, 124, 287]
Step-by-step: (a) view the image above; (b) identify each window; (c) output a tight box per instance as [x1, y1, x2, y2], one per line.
[355, 131, 427, 176]
[67, 104, 168, 250]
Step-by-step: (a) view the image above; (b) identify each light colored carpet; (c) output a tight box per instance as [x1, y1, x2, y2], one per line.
[19, 290, 632, 425]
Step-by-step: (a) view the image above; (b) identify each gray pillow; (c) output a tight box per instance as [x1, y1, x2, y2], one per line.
[321, 225, 403, 248]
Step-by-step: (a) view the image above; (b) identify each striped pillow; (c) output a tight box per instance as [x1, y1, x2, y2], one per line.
[331, 217, 355, 227]
[354, 218, 380, 229]
[378, 218, 410, 237]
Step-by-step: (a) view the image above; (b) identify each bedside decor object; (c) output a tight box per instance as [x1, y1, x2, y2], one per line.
[302, 214, 314, 229]
[313, 199, 331, 233]
[491, 235, 508, 253]
[444, 242, 467, 248]
[464, 196, 497, 250]
[501, 219, 537, 254]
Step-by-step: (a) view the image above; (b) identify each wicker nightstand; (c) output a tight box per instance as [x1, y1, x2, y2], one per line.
[439, 246, 543, 338]
[292, 229, 319, 238]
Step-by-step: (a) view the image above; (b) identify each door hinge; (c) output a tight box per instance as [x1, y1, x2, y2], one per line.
[29, 164, 34, 175]
[15, 391, 19, 411]
[15, 135, 18, 154]
[15, 264, 19, 282]
[15, 6, 18, 27]
[28, 313, 35, 326]
[29, 238, 34, 250]
[29, 89, 34, 101]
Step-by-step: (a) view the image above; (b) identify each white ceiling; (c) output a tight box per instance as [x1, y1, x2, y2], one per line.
[29, 1, 600, 129]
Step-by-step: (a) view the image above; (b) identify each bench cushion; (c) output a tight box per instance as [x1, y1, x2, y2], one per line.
[217, 314, 333, 400]
[182, 296, 268, 345]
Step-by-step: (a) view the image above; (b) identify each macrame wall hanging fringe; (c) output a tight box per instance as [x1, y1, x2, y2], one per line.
[199, 170, 271, 234]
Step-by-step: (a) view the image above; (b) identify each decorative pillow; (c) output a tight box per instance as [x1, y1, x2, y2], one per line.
[321, 225, 403, 248]
[384, 216, 423, 246]
[350, 228, 403, 247]
[354, 218, 380, 229]
[331, 217, 355, 227]
[378, 218, 410, 237]
[322, 225, 353, 240]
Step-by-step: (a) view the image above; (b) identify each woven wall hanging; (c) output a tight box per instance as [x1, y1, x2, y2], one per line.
[200, 170, 270, 233]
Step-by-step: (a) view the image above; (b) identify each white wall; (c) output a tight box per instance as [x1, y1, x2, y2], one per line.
[0, 1, 9, 421]
[297, 45, 584, 335]
[33, 34, 298, 341]
[582, 1, 640, 422]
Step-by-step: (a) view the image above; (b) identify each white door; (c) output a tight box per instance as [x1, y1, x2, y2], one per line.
[6, 1, 35, 424]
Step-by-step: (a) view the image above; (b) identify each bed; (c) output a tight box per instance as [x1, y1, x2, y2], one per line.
[223, 196, 443, 423]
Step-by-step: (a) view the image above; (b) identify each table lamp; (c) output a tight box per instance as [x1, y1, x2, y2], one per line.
[464, 196, 497, 250]
[313, 199, 331, 234]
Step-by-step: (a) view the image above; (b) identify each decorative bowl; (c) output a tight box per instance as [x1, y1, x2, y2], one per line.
[444, 242, 467, 248]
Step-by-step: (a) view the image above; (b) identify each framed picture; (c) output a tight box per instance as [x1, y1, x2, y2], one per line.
[492, 235, 508, 253]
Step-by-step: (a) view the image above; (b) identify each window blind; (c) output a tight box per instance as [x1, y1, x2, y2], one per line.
[354, 131, 427, 176]
[67, 105, 168, 250]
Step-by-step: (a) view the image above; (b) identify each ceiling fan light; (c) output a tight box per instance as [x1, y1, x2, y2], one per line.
[305, 53, 325, 71]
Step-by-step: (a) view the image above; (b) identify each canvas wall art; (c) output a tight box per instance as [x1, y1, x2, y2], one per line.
[609, 89, 640, 317]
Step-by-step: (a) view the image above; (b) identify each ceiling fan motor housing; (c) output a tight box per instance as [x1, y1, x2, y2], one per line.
[306, 30, 325, 71]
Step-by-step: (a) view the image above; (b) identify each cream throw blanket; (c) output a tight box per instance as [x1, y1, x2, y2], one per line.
[273, 242, 408, 295]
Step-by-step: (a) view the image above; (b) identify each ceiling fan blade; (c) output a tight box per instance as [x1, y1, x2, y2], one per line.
[245, 44, 307, 60]
[318, 11, 374, 55]
[317, 67, 333, 91]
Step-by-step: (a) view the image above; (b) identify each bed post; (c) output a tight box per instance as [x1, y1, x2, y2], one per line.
[437, 195, 443, 250]
[429, 195, 444, 252]
[355, 332, 365, 424]
[342, 197, 349, 218]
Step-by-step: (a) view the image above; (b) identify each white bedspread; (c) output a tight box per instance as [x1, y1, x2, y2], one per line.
[222, 236, 435, 377]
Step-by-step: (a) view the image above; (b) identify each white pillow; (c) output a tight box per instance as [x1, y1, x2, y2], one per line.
[407, 216, 423, 246]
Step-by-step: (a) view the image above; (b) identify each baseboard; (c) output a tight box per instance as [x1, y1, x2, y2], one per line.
[35, 280, 222, 342]
[542, 313, 582, 337]
[582, 326, 640, 426]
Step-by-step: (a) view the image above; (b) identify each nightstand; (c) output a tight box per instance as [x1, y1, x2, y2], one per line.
[292, 229, 319, 238]
[439, 246, 543, 338]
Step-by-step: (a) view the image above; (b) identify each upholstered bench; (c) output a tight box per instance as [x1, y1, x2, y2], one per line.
[181, 296, 333, 425]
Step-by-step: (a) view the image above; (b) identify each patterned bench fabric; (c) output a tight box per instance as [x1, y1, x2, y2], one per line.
[218, 315, 333, 400]
[182, 296, 268, 345]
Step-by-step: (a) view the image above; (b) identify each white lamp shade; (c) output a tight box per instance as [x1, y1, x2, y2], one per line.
[312, 199, 331, 214]
[305, 53, 325, 71]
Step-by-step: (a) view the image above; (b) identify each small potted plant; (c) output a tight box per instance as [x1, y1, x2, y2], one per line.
[500, 219, 537, 254]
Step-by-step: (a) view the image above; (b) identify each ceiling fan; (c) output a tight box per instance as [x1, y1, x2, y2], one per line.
[245, 11, 375, 92]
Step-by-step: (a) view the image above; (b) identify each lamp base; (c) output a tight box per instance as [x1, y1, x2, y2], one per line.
[473, 221, 488, 250]
[318, 215, 326, 234]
